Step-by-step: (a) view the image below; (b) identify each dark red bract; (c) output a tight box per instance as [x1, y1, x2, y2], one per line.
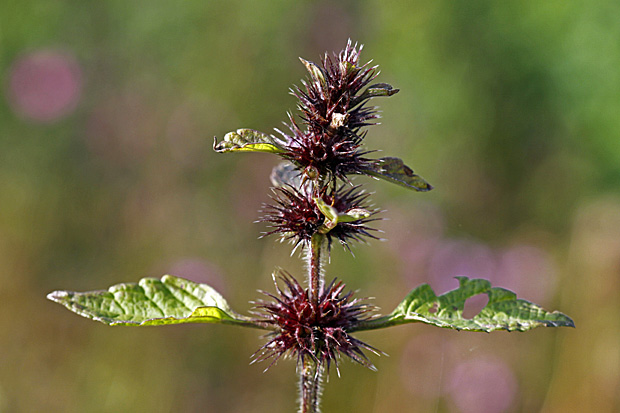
[278, 40, 383, 181]
[252, 271, 379, 374]
[260, 184, 379, 251]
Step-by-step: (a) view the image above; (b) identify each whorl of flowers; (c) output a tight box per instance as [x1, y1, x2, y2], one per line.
[252, 271, 379, 374]
[214, 39, 431, 195]
[213, 40, 431, 374]
[260, 184, 379, 252]
[279, 40, 390, 181]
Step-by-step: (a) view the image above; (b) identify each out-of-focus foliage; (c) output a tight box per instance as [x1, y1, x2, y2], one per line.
[0, 1, 618, 412]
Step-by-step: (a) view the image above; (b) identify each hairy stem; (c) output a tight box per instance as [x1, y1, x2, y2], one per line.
[298, 233, 326, 412]
[299, 358, 325, 413]
[308, 233, 324, 308]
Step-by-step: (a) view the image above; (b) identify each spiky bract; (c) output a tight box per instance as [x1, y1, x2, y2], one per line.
[260, 184, 379, 251]
[279, 40, 392, 181]
[252, 271, 379, 374]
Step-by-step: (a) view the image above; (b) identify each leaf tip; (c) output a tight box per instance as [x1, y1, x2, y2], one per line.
[47, 290, 69, 303]
[558, 314, 576, 328]
[364, 157, 433, 192]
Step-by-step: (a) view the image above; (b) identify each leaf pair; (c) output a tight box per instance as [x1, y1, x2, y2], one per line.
[48, 275, 574, 332]
[213, 129, 433, 192]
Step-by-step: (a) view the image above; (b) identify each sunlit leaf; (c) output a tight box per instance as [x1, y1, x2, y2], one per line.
[314, 196, 339, 233]
[314, 197, 339, 224]
[299, 57, 326, 85]
[351, 83, 399, 107]
[47, 275, 262, 328]
[213, 129, 286, 154]
[338, 207, 371, 223]
[363, 157, 433, 192]
[352, 277, 574, 332]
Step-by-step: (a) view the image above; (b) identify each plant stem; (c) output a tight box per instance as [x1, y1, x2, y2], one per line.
[299, 358, 324, 413]
[308, 233, 324, 308]
[298, 233, 326, 412]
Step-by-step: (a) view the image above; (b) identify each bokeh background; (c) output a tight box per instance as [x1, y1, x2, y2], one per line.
[1, 1, 618, 412]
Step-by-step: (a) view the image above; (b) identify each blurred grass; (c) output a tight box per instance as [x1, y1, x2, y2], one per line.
[1, 1, 618, 412]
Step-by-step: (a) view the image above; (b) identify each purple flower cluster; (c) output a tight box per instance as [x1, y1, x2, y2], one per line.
[214, 40, 430, 373]
[252, 272, 379, 374]
[260, 184, 379, 252]
[279, 40, 388, 181]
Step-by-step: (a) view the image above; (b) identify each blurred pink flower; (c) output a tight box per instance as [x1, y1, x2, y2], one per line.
[7, 49, 82, 122]
[495, 245, 557, 304]
[428, 238, 496, 294]
[386, 202, 445, 287]
[447, 356, 518, 413]
[400, 333, 454, 398]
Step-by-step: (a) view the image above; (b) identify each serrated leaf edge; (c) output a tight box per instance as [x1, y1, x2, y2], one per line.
[47, 275, 266, 329]
[351, 277, 574, 333]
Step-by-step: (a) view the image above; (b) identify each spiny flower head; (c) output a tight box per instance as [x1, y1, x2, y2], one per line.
[252, 271, 379, 374]
[295, 40, 382, 135]
[260, 183, 379, 251]
[213, 41, 432, 194]
[278, 39, 399, 181]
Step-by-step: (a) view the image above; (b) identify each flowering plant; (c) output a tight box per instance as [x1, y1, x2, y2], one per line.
[48, 41, 573, 413]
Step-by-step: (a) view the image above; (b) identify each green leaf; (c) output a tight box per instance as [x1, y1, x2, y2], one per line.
[213, 129, 286, 154]
[313, 196, 371, 234]
[363, 157, 433, 192]
[338, 207, 371, 223]
[314, 197, 339, 223]
[299, 57, 326, 85]
[351, 83, 400, 107]
[314, 196, 339, 233]
[354, 277, 574, 332]
[47, 275, 261, 328]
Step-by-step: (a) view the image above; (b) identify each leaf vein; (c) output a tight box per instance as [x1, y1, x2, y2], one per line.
[110, 295, 129, 317]
[141, 287, 166, 317]
[160, 282, 194, 312]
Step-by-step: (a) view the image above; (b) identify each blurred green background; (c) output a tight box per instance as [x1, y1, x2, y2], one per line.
[1, 1, 618, 412]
